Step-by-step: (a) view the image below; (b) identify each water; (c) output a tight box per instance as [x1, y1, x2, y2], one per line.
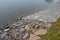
[24, 0, 60, 22]
[0, 0, 52, 25]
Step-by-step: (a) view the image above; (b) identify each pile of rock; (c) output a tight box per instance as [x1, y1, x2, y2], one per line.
[0, 17, 52, 40]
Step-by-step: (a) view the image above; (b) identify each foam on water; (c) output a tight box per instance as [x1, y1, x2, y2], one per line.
[24, 0, 60, 22]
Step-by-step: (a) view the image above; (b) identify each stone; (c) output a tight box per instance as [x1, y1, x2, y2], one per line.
[25, 25, 30, 30]
[45, 23, 52, 28]
[34, 29, 47, 35]
[23, 33, 29, 39]
[12, 23, 17, 26]
[29, 34, 41, 40]
[1, 32, 7, 38]
[4, 29, 10, 32]
[0, 37, 2, 40]
[0, 31, 2, 34]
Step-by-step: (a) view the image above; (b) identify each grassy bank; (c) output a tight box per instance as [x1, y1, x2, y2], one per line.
[40, 18, 60, 40]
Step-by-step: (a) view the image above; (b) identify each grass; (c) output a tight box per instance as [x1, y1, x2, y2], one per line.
[40, 18, 60, 40]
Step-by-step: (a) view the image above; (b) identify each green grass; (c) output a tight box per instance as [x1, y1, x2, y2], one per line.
[40, 18, 60, 40]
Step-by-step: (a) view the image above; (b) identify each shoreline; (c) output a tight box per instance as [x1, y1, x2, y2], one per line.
[0, 15, 58, 40]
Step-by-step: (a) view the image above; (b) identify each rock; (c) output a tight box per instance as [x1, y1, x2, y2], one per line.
[34, 29, 47, 35]
[0, 16, 53, 40]
[39, 19, 43, 21]
[2, 35, 10, 40]
[18, 16, 23, 20]
[23, 33, 30, 39]
[20, 28, 25, 32]
[45, 23, 52, 28]
[4, 29, 10, 32]
[12, 23, 17, 26]
[0, 31, 3, 37]
[25, 25, 30, 30]
[34, 25, 40, 29]
[1, 32, 7, 38]
[29, 34, 41, 40]
[0, 31, 2, 34]
[21, 26, 25, 28]
[0, 37, 2, 40]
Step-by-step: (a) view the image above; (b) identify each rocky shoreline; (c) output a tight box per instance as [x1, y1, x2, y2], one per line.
[0, 16, 53, 40]
[0, 0, 60, 40]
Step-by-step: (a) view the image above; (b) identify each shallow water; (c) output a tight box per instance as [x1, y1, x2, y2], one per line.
[24, 0, 60, 22]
